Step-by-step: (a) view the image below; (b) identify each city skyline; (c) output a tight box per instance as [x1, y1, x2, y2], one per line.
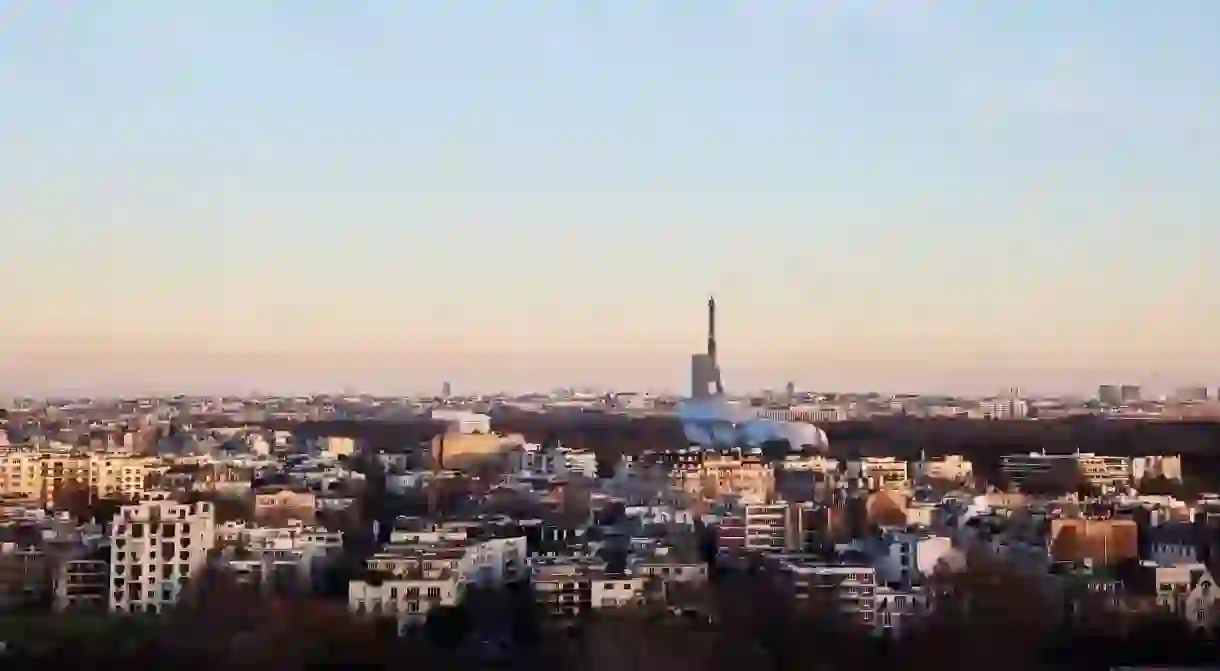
[3, 2, 1219, 396]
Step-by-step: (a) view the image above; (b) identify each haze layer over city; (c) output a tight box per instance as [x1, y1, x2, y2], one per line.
[3, 2, 1220, 398]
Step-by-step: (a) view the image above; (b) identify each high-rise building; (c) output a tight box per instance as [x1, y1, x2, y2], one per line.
[109, 499, 216, 613]
[689, 296, 724, 399]
[1120, 385, 1142, 404]
[441, 381, 452, 399]
[1098, 385, 1121, 406]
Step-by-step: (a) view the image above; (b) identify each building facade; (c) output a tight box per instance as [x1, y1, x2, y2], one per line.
[109, 499, 217, 613]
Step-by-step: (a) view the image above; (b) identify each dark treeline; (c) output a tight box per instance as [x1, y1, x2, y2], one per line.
[2, 556, 1217, 670]
[284, 413, 1220, 485]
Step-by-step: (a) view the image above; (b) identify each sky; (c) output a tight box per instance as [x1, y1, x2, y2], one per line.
[2, 1, 1219, 397]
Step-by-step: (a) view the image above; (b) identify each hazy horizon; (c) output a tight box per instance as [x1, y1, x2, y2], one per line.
[3, 2, 1219, 397]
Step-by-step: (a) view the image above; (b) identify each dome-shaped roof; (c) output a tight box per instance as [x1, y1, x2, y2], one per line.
[678, 398, 829, 451]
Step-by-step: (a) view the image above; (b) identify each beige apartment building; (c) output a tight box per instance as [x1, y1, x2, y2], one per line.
[676, 454, 775, 504]
[0, 450, 156, 506]
[253, 487, 318, 524]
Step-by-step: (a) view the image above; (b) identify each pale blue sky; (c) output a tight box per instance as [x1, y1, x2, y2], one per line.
[2, 1, 1218, 396]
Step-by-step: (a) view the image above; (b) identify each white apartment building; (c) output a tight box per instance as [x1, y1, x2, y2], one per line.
[846, 457, 910, 490]
[429, 409, 492, 435]
[977, 398, 1029, 419]
[109, 499, 217, 613]
[912, 455, 973, 483]
[775, 454, 840, 475]
[511, 443, 598, 479]
[1154, 563, 1220, 631]
[1001, 452, 1131, 490]
[627, 546, 708, 584]
[350, 535, 527, 631]
[220, 522, 344, 596]
[873, 532, 955, 588]
[874, 585, 928, 637]
[349, 577, 459, 629]
[530, 555, 647, 616]
[756, 405, 849, 423]
[216, 520, 343, 550]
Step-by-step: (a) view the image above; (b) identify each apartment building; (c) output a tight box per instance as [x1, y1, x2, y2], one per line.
[109, 499, 217, 613]
[253, 487, 317, 523]
[349, 576, 459, 630]
[627, 546, 708, 584]
[349, 533, 528, 631]
[873, 532, 955, 589]
[322, 436, 356, 459]
[756, 405, 848, 423]
[1152, 563, 1220, 631]
[1132, 455, 1183, 483]
[717, 503, 789, 556]
[846, 457, 910, 490]
[977, 397, 1029, 419]
[677, 454, 775, 504]
[530, 555, 646, 617]
[1001, 452, 1131, 490]
[91, 456, 155, 500]
[510, 443, 599, 479]
[874, 585, 928, 637]
[767, 556, 878, 629]
[54, 555, 109, 612]
[0, 450, 42, 498]
[912, 455, 973, 483]
[0, 451, 156, 506]
[216, 521, 344, 595]
[0, 539, 46, 609]
[217, 520, 343, 549]
[775, 454, 839, 475]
